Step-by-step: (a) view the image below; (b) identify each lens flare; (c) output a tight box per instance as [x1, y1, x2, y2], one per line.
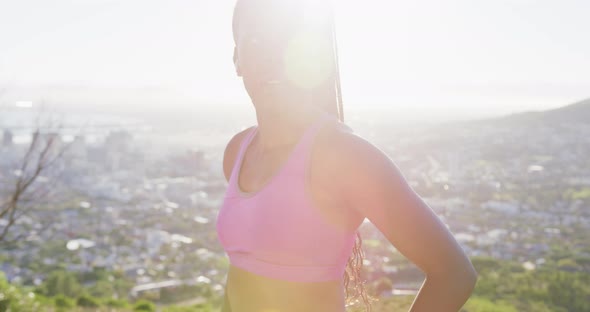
[284, 30, 334, 89]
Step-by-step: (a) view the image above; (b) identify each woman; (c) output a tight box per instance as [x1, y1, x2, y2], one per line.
[216, 0, 478, 311]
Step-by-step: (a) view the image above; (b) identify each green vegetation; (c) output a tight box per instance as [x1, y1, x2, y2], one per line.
[0, 271, 46, 312]
[133, 299, 156, 311]
[468, 256, 589, 311]
[462, 297, 519, 312]
[565, 187, 590, 200]
[163, 304, 215, 312]
[76, 294, 101, 308]
[54, 295, 75, 309]
[0, 268, 221, 312]
[2, 255, 589, 311]
[365, 256, 590, 311]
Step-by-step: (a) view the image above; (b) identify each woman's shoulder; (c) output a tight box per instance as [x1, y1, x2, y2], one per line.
[317, 119, 361, 151]
[223, 126, 256, 183]
[315, 120, 386, 176]
[328, 117, 354, 134]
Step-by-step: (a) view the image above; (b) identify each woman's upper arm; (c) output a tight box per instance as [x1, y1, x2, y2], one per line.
[331, 132, 476, 279]
[223, 127, 254, 183]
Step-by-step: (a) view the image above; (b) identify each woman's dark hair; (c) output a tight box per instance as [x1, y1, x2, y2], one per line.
[232, 1, 372, 310]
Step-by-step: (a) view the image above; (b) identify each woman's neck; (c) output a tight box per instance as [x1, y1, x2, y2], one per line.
[252, 100, 324, 152]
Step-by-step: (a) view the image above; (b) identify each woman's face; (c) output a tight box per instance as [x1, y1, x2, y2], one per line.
[232, 0, 335, 100]
[233, 26, 287, 90]
[232, 0, 304, 98]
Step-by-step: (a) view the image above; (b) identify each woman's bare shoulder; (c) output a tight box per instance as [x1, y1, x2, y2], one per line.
[314, 120, 379, 184]
[316, 120, 375, 165]
[223, 126, 255, 183]
[314, 120, 398, 200]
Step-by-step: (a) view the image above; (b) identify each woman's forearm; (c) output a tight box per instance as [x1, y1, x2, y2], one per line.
[408, 270, 477, 312]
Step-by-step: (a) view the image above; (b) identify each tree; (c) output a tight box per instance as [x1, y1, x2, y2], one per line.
[40, 270, 83, 298]
[134, 299, 156, 311]
[0, 271, 45, 311]
[0, 100, 75, 246]
[76, 294, 101, 308]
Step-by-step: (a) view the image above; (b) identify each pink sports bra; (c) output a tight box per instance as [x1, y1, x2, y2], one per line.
[216, 113, 357, 283]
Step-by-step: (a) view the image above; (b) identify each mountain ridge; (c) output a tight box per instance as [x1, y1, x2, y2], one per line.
[460, 97, 590, 126]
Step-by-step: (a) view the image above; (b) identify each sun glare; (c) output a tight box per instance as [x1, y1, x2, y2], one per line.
[284, 30, 334, 89]
[281, 0, 336, 89]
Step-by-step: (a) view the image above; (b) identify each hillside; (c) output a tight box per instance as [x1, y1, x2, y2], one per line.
[496, 97, 590, 125]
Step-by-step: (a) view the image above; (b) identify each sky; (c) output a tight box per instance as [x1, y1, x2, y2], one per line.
[1, 0, 589, 121]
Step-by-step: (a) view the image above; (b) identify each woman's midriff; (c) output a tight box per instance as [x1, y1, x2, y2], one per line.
[224, 264, 347, 312]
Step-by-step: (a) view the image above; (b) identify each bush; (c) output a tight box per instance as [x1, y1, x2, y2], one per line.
[104, 297, 130, 308]
[0, 272, 44, 311]
[463, 296, 518, 312]
[192, 303, 214, 311]
[134, 299, 156, 311]
[76, 294, 101, 307]
[164, 303, 213, 312]
[54, 294, 74, 308]
[40, 270, 83, 298]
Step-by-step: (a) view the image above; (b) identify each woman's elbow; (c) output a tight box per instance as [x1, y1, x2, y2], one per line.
[453, 252, 478, 291]
[429, 260, 478, 294]
[453, 261, 478, 295]
[464, 264, 478, 292]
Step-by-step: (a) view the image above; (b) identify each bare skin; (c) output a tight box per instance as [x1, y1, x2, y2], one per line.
[224, 2, 476, 309]
[221, 116, 361, 312]
[221, 113, 477, 311]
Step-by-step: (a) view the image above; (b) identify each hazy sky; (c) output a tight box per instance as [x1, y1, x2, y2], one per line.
[1, 0, 589, 121]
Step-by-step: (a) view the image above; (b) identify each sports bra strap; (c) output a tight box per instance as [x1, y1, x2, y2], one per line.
[231, 113, 335, 184]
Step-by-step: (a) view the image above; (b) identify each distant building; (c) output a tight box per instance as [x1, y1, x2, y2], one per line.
[3, 129, 13, 146]
[69, 135, 87, 158]
[103, 130, 134, 171]
[96, 130, 133, 171]
[104, 130, 133, 153]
